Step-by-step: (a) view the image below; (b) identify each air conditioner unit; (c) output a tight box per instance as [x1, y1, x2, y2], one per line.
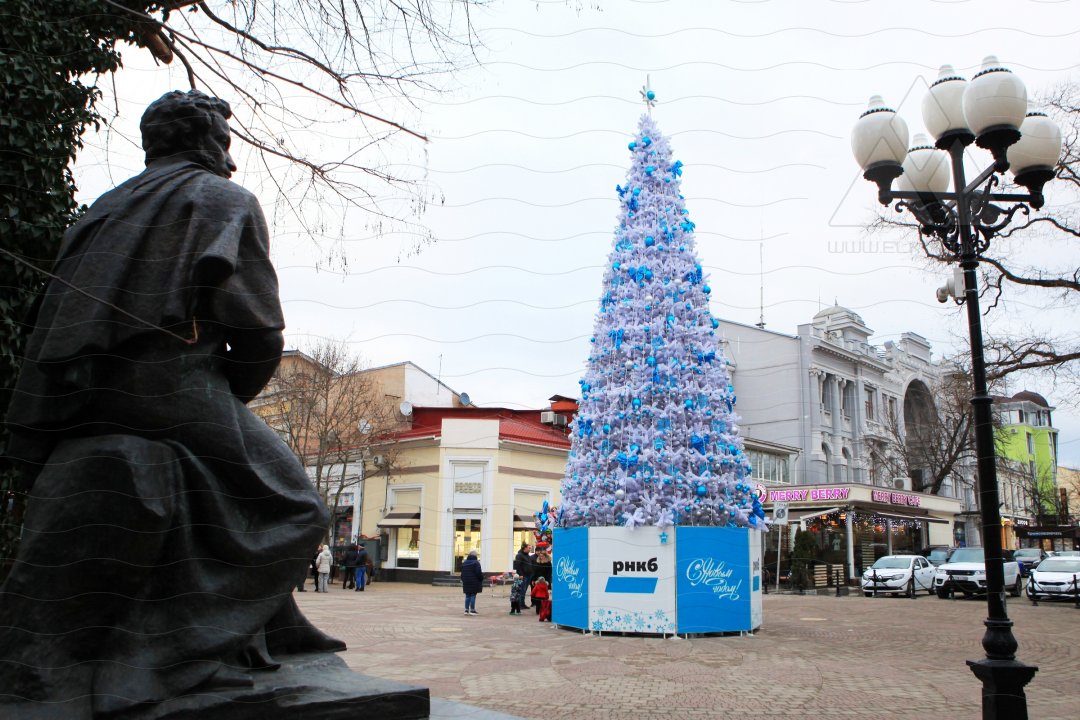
[371, 454, 386, 467]
[1010, 428, 1018, 435]
[893, 477, 908, 491]
[552, 414, 568, 427]
[540, 411, 556, 424]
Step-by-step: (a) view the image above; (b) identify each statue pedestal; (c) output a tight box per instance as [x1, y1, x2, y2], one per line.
[553, 526, 763, 635]
[6, 653, 432, 720]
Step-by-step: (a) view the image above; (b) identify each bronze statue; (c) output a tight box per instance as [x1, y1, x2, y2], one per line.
[1, 90, 343, 717]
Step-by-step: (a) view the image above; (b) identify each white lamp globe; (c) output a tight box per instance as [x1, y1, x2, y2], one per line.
[851, 95, 909, 171]
[922, 65, 970, 141]
[962, 56, 1027, 136]
[901, 134, 951, 194]
[1008, 111, 1062, 177]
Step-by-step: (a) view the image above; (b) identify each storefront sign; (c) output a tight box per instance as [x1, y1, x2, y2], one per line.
[870, 490, 921, 507]
[768, 487, 850, 502]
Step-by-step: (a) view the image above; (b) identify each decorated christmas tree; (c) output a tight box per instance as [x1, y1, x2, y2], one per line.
[560, 108, 765, 531]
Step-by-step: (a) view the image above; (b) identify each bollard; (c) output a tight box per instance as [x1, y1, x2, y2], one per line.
[1074, 574, 1079, 610]
[871, 568, 878, 598]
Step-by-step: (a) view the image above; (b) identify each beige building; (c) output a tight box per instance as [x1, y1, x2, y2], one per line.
[364, 404, 572, 582]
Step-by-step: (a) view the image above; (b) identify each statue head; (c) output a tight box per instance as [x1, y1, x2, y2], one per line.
[141, 90, 237, 178]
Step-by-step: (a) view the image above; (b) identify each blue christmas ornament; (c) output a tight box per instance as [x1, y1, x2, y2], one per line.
[696, 485, 707, 497]
[645, 235, 655, 246]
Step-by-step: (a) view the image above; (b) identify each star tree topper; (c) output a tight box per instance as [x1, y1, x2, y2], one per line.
[640, 75, 656, 114]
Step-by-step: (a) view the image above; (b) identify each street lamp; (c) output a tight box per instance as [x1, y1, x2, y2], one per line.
[851, 56, 1062, 720]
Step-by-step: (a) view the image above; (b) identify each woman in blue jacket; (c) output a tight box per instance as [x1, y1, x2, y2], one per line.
[461, 549, 484, 615]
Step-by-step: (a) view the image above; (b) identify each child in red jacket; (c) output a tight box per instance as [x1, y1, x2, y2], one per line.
[531, 577, 551, 622]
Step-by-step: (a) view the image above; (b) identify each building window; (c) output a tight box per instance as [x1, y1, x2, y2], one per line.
[865, 387, 875, 422]
[1026, 432, 1034, 455]
[823, 375, 834, 414]
[748, 450, 790, 484]
[841, 447, 851, 483]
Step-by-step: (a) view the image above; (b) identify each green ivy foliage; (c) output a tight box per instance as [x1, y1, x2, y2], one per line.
[0, 1, 156, 579]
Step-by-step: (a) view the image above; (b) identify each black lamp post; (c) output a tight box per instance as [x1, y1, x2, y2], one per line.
[852, 56, 1062, 720]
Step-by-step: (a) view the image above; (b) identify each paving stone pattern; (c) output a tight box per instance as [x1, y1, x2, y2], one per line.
[296, 581, 1079, 719]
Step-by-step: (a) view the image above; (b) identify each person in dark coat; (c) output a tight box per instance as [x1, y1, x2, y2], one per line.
[460, 549, 484, 615]
[532, 548, 553, 586]
[514, 542, 533, 607]
[355, 545, 370, 591]
[343, 544, 361, 589]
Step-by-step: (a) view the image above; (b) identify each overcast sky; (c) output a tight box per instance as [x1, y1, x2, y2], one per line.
[73, 0, 1080, 466]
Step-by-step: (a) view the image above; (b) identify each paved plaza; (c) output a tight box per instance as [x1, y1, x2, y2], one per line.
[295, 580, 1079, 719]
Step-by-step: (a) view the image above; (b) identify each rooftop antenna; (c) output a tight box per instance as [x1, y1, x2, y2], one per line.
[640, 75, 656, 116]
[436, 353, 443, 395]
[755, 240, 766, 329]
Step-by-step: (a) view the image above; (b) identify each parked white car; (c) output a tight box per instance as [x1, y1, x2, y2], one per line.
[933, 547, 1022, 599]
[1026, 556, 1080, 602]
[862, 555, 936, 597]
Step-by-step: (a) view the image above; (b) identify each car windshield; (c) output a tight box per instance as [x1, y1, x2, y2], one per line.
[1015, 549, 1042, 559]
[928, 549, 950, 563]
[1054, 551, 1079, 557]
[1037, 558, 1080, 573]
[949, 548, 985, 563]
[871, 557, 911, 570]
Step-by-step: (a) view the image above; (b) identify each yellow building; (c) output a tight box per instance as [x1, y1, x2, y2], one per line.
[363, 404, 572, 582]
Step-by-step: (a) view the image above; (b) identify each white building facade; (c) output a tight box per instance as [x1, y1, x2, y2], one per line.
[718, 307, 970, 579]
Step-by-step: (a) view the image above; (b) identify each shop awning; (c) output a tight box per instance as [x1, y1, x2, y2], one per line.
[513, 510, 537, 532]
[377, 511, 421, 528]
[791, 507, 840, 523]
[853, 506, 949, 525]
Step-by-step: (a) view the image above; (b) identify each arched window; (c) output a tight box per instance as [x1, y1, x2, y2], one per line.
[822, 443, 832, 483]
[841, 447, 852, 483]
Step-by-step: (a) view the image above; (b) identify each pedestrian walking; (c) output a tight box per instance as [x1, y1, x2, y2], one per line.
[461, 549, 484, 615]
[315, 544, 333, 593]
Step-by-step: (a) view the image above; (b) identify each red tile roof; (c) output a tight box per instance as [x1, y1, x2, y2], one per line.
[391, 406, 570, 449]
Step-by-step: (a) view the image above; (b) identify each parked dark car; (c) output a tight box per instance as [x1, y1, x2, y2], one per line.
[919, 546, 955, 567]
[1015, 548, 1050, 577]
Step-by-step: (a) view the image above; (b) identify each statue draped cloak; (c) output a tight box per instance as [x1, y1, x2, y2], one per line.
[0, 160, 333, 717]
